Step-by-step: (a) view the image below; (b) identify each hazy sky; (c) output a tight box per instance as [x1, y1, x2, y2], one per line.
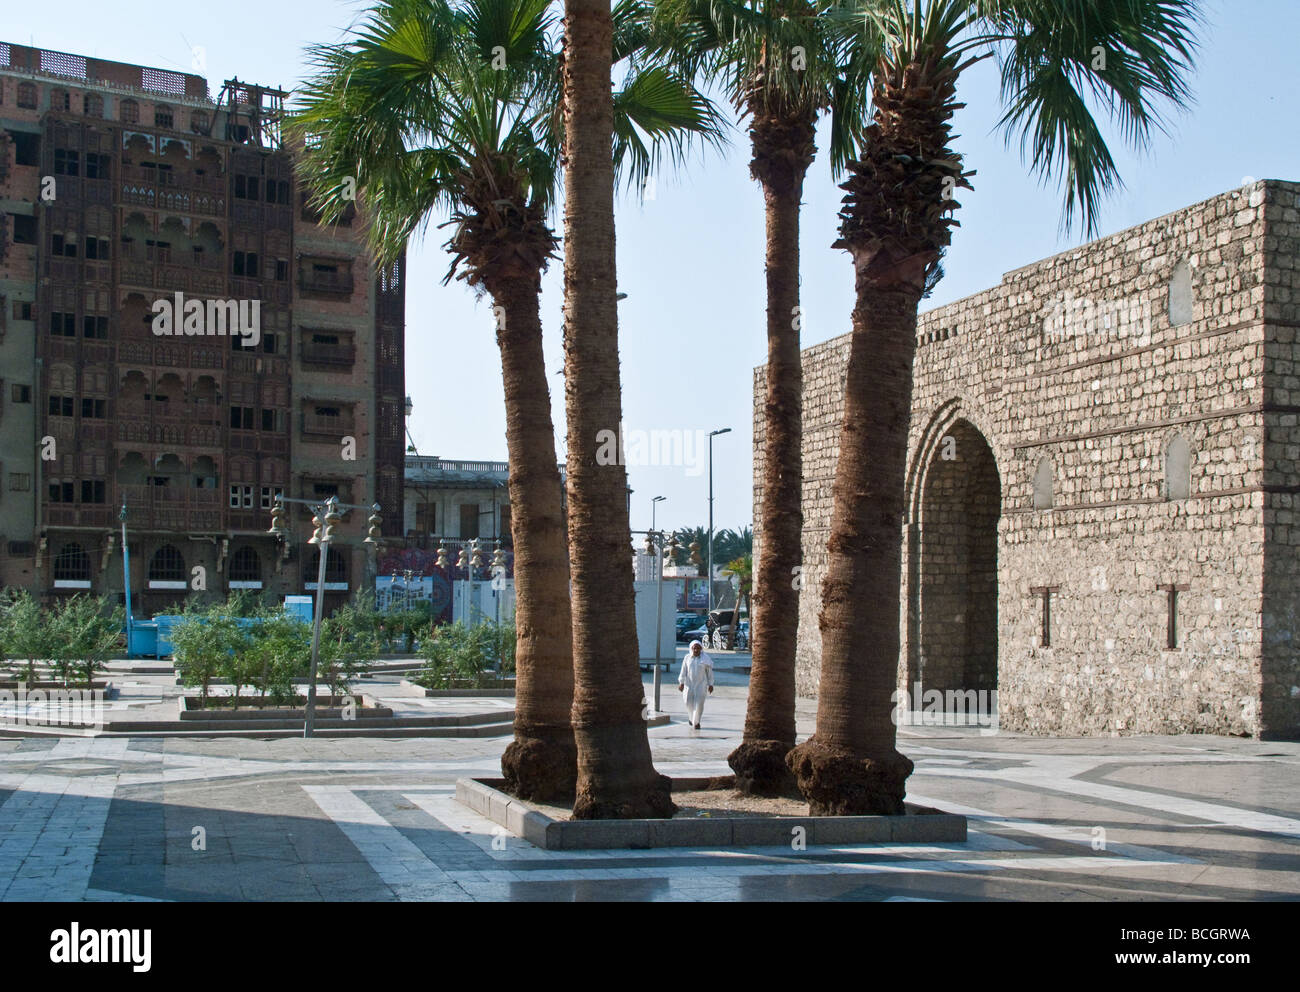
[6, 0, 1297, 534]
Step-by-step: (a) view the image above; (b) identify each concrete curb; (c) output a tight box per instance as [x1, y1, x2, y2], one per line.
[456, 777, 967, 850]
[396, 679, 516, 698]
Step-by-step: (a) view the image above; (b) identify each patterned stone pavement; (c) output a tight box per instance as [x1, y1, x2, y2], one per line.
[1, 675, 1297, 902]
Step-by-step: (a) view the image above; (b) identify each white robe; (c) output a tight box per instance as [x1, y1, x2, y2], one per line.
[678, 650, 714, 725]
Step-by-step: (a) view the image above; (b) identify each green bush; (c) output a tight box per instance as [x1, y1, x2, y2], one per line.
[171, 607, 251, 706]
[44, 595, 123, 687]
[318, 593, 380, 700]
[416, 619, 514, 689]
[0, 589, 50, 684]
[244, 610, 311, 706]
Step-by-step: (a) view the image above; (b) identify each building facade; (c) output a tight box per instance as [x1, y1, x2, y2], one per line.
[0, 42, 405, 617]
[757, 181, 1300, 740]
[401, 455, 510, 549]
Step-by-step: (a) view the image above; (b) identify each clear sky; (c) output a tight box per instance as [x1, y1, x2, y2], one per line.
[7, 0, 1297, 535]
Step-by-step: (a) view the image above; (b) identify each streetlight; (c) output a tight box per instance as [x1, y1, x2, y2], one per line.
[707, 427, 731, 614]
[268, 494, 381, 737]
[119, 502, 133, 653]
[651, 495, 665, 534]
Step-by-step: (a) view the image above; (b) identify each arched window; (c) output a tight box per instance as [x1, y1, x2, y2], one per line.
[1169, 259, 1193, 327]
[84, 93, 103, 117]
[1032, 457, 1054, 510]
[17, 82, 37, 109]
[119, 98, 139, 124]
[148, 544, 186, 583]
[53, 543, 91, 582]
[229, 546, 261, 583]
[1164, 435, 1191, 500]
[306, 548, 348, 584]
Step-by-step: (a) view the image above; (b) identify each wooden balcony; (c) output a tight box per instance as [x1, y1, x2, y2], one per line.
[300, 340, 356, 368]
[298, 268, 354, 296]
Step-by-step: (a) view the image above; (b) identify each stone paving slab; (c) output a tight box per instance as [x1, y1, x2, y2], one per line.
[0, 679, 1295, 901]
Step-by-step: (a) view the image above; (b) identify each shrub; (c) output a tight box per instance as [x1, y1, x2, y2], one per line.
[416, 619, 514, 689]
[171, 607, 250, 706]
[44, 595, 123, 687]
[0, 589, 50, 684]
[318, 593, 380, 700]
[244, 609, 311, 706]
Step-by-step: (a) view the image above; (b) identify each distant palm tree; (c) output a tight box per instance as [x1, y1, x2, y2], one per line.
[788, 0, 1203, 814]
[672, 526, 710, 574]
[723, 553, 753, 648]
[290, 0, 722, 803]
[648, 0, 872, 794]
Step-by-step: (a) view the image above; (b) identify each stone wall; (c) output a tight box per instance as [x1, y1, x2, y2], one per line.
[759, 181, 1300, 738]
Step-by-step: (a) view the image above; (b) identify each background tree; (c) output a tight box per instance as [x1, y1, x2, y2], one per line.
[0, 590, 50, 685]
[788, 0, 1202, 814]
[722, 552, 753, 647]
[649, 0, 872, 794]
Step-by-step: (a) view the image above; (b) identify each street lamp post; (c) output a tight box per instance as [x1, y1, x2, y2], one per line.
[119, 502, 133, 652]
[268, 494, 382, 738]
[707, 427, 732, 614]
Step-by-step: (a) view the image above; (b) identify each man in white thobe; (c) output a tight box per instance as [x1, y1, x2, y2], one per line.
[678, 639, 714, 729]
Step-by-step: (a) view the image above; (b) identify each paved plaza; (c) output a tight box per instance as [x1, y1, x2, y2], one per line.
[0, 661, 1297, 901]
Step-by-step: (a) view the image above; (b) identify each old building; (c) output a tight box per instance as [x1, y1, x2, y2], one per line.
[757, 180, 1300, 740]
[0, 41, 405, 616]
[402, 455, 510, 550]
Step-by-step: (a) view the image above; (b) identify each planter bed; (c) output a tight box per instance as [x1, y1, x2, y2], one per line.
[398, 678, 516, 698]
[457, 776, 966, 850]
[179, 694, 392, 720]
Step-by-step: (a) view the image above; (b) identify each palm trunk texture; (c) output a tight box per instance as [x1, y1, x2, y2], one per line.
[494, 275, 578, 801]
[561, 0, 674, 820]
[728, 109, 814, 796]
[787, 51, 963, 814]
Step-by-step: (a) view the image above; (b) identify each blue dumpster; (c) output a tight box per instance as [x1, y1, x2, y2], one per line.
[128, 620, 159, 658]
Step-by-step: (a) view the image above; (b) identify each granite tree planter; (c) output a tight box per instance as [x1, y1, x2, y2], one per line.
[179, 695, 392, 720]
[456, 777, 966, 850]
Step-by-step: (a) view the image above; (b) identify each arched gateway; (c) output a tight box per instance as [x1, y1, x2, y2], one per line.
[763, 181, 1300, 739]
[908, 418, 1000, 697]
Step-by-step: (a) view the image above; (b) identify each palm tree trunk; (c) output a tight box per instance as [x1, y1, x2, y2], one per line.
[562, 0, 673, 819]
[728, 117, 813, 796]
[495, 274, 577, 802]
[785, 284, 918, 815]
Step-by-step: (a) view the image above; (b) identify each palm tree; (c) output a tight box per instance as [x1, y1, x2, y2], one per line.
[562, 0, 722, 818]
[787, 0, 1202, 814]
[723, 552, 753, 647]
[290, 0, 721, 803]
[650, 0, 872, 796]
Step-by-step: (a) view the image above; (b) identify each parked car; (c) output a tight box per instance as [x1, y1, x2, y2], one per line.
[676, 613, 704, 642]
[682, 624, 709, 644]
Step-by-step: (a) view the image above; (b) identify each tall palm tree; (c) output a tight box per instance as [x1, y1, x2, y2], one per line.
[788, 0, 1202, 814]
[562, 0, 698, 819]
[650, 0, 872, 796]
[290, 0, 721, 803]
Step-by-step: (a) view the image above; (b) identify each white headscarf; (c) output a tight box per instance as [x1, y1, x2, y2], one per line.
[687, 640, 713, 667]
